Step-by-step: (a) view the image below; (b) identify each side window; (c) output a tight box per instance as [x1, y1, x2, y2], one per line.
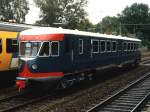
[118, 42, 122, 51]
[131, 43, 134, 51]
[133, 43, 136, 51]
[0, 39, 2, 53]
[128, 42, 131, 51]
[39, 42, 50, 57]
[92, 40, 99, 53]
[6, 39, 18, 53]
[79, 39, 83, 54]
[51, 41, 59, 56]
[100, 40, 105, 53]
[112, 41, 117, 52]
[123, 42, 127, 51]
[106, 41, 111, 52]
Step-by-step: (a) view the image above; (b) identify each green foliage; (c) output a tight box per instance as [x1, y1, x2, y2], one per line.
[0, 0, 29, 23]
[119, 3, 149, 24]
[96, 16, 120, 35]
[78, 19, 95, 32]
[34, 0, 87, 29]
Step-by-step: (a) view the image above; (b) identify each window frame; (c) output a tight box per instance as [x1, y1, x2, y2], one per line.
[92, 39, 99, 53]
[123, 42, 127, 51]
[127, 42, 131, 51]
[79, 39, 83, 54]
[6, 38, 18, 53]
[106, 40, 111, 52]
[38, 41, 50, 57]
[19, 41, 43, 57]
[50, 41, 60, 57]
[100, 40, 106, 53]
[112, 41, 117, 52]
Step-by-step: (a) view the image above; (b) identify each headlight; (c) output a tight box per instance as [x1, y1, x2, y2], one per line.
[32, 64, 38, 70]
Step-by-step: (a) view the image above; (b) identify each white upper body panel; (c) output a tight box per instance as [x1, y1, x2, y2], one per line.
[20, 27, 141, 42]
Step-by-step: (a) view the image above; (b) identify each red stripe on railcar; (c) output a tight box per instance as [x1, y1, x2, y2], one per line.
[19, 34, 64, 41]
[19, 63, 64, 78]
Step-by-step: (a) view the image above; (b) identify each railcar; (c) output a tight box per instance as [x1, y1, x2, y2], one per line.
[16, 27, 141, 90]
[0, 22, 39, 81]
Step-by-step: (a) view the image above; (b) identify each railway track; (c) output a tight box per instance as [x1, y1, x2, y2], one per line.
[0, 90, 59, 112]
[86, 72, 150, 112]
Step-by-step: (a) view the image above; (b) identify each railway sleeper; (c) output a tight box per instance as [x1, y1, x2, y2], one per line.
[101, 107, 130, 112]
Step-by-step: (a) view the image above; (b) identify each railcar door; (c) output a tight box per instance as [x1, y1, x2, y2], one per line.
[117, 39, 123, 64]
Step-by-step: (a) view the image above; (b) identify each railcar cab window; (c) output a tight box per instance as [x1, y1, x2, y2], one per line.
[79, 39, 83, 54]
[106, 41, 111, 52]
[112, 41, 117, 52]
[6, 39, 18, 53]
[92, 40, 99, 53]
[39, 42, 50, 57]
[0, 39, 2, 53]
[51, 41, 59, 56]
[100, 40, 105, 53]
[19, 42, 41, 57]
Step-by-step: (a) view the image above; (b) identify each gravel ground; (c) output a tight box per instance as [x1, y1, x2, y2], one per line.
[13, 65, 150, 112]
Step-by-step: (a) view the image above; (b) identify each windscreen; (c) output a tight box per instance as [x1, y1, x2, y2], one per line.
[19, 42, 41, 58]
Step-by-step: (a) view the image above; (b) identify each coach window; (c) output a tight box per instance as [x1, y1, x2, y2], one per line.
[112, 41, 117, 52]
[79, 39, 83, 54]
[6, 39, 18, 53]
[0, 39, 2, 53]
[92, 40, 99, 53]
[131, 43, 134, 51]
[123, 42, 127, 51]
[39, 42, 50, 57]
[51, 41, 59, 56]
[128, 43, 131, 51]
[133, 43, 136, 51]
[100, 40, 105, 53]
[106, 41, 111, 52]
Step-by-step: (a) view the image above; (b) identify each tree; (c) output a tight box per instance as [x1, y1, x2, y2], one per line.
[34, 0, 87, 29]
[78, 19, 95, 32]
[96, 16, 119, 35]
[118, 3, 149, 34]
[0, 0, 29, 23]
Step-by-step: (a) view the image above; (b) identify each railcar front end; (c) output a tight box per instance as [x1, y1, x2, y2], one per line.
[16, 32, 65, 91]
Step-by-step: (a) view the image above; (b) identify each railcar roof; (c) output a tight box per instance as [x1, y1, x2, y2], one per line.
[20, 27, 141, 42]
[0, 22, 39, 32]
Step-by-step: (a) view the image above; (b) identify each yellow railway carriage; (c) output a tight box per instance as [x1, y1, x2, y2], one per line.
[0, 31, 19, 71]
[0, 22, 39, 79]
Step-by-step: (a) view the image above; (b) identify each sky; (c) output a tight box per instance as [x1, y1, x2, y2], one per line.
[25, 0, 150, 25]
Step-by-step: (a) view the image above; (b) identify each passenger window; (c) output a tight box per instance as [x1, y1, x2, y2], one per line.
[39, 42, 50, 57]
[79, 39, 83, 54]
[128, 43, 131, 51]
[123, 42, 127, 51]
[106, 41, 111, 52]
[92, 40, 99, 53]
[100, 40, 105, 53]
[112, 41, 117, 52]
[133, 43, 136, 51]
[131, 43, 134, 51]
[51, 41, 59, 56]
[0, 39, 2, 53]
[118, 42, 122, 51]
[6, 39, 18, 53]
